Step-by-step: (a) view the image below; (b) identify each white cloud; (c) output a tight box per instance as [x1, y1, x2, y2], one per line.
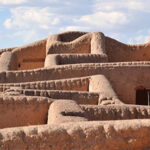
[60, 25, 90, 32]
[128, 35, 150, 44]
[3, 6, 61, 45]
[43, 0, 70, 4]
[78, 11, 128, 29]
[0, 0, 27, 5]
[127, 1, 144, 10]
[94, 0, 150, 12]
[4, 7, 60, 30]
[4, 19, 11, 29]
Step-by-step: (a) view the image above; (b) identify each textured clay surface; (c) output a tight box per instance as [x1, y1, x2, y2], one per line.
[0, 31, 150, 149]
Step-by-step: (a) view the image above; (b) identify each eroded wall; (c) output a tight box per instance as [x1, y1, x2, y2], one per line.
[0, 120, 150, 150]
[12, 39, 47, 70]
[105, 37, 150, 62]
[0, 96, 52, 129]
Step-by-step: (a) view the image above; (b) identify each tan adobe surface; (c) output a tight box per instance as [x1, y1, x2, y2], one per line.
[0, 31, 150, 149]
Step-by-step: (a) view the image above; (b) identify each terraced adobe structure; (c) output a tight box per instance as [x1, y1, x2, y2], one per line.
[0, 31, 150, 150]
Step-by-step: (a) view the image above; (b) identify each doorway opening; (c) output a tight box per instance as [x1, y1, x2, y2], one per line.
[136, 89, 150, 106]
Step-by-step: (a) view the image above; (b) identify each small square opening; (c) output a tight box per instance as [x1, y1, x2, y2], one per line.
[136, 89, 150, 106]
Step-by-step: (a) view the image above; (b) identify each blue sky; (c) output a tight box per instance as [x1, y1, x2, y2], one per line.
[0, 0, 150, 48]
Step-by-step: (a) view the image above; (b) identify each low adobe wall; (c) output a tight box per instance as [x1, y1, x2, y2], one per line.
[0, 77, 89, 92]
[0, 120, 150, 150]
[0, 96, 53, 129]
[82, 104, 150, 121]
[47, 100, 150, 124]
[16, 89, 99, 105]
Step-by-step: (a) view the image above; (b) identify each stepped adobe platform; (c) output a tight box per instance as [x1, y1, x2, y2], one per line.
[0, 31, 150, 150]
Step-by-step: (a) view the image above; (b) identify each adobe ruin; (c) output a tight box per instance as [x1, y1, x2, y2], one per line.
[0, 31, 150, 150]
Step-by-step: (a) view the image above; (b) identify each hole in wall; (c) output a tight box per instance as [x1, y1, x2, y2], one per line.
[136, 89, 150, 106]
[18, 63, 21, 68]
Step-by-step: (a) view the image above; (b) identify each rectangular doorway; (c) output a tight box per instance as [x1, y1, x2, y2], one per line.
[136, 89, 150, 106]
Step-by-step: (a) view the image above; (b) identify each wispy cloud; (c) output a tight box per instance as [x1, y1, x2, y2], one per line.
[94, 0, 150, 12]
[59, 26, 91, 32]
[0, 0, 28, 5]
[3, 6, 61, 44]
[4, 7, 60, 30]
[77, 11, 129, 29]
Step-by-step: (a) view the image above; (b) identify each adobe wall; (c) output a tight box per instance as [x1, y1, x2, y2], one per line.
[1, 32, 150, 71]
[1, 31, 150, 150]
[0, 62, 149, 104]
[0, 96, 53, 129]
[82, 104, 150, 121]
[89, 75, 123, 105]
[18, 89, 99, 105]
[105, 37, 150, 62]
[12, 39, 47, 70]
[47, 100, 150, 124]
[46, 32, 150, 63]
[48, 100, 87, 124]
[44, 54, 107, 68]
[46, 31, 91, 54]
[0, 120, 150, 150]
[102, 63, 150, 104]
[0, 77, 89, 92]
[0, 47, 16, 55]
[0, 52, 17, 71]
[56, 31, 87, 42]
